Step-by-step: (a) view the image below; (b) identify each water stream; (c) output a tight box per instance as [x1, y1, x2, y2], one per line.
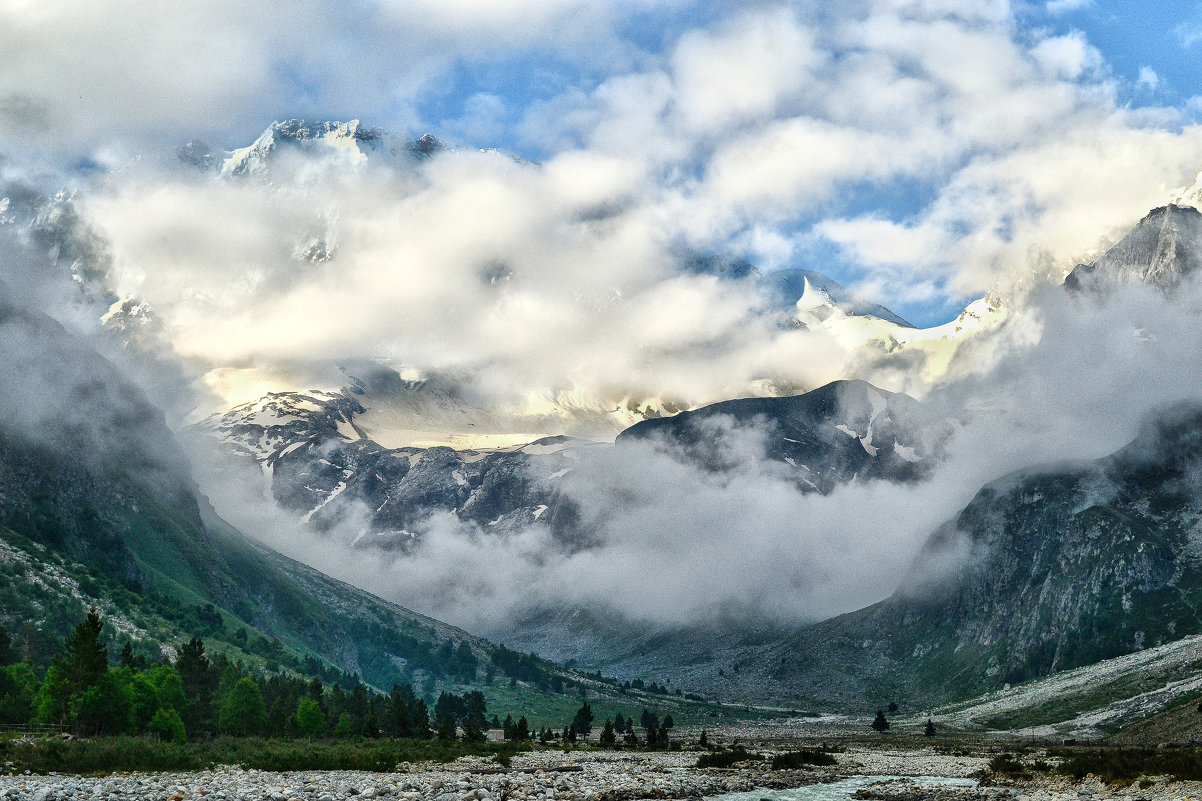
[709, 776, 978, 801]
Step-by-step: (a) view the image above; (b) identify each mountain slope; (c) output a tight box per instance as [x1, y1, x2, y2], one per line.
[1065, 204, 1202, 291]
[0, 294, 563, 695]
[618, 379, 940, 492]
[718, 404, 1202, 710]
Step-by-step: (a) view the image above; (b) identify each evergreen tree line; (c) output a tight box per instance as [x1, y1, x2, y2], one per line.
[0, 612, 510, 744]
[530, 703, 677, 749]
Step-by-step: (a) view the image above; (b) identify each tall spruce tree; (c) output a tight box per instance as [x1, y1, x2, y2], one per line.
[62, 609, 107, 695]
[571, 701, 594, 737]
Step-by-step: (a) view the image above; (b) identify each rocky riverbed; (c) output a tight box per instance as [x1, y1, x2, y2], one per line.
[846, 773, 1202, 801]
[0, 746, 1196, 801]
[0, 749, 809, 801]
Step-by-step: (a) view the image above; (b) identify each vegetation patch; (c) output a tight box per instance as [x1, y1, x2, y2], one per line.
[0, 735, 528, 774]
[1053, 747, 1202, 784]
[770, 749, 837, 769]
[696, 745, 762, 768]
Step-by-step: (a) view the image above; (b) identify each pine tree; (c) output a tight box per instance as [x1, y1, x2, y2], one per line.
[412, 699, 432, 739]
[871, 709, 890, 733]
[437, 713, 457, 741]
[307, 677, 326, 711]
[175, 637, 212, 736]
[0, 628, 13, 666]
[516, 715, 529, 741]
[924, 718, 936, 737]
[62, 609, 107, 695]
[699, 729, 708, 748]
[466, 690, 489, 731]
[571, 701, 594, 737]
[599, 719, 616, 746]
[119, 641, 138, 670]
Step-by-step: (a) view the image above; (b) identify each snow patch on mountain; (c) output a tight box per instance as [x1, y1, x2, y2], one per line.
[1169, 168, 1202, 209]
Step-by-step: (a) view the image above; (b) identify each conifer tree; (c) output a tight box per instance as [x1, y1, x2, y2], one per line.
[924, 718, 936, 737]
[871, 709, 890, 732]
[0, 628, 13, 666]
[599, 718, 616, 745]
[571, 700, 594, 737]
[412, 699, 432, 739]
[62, 609, 107, 695]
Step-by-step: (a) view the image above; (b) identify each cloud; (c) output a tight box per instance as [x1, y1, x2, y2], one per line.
[1137, 66, 1160, 92]
[8, 0, 1202, 646]
[188, 276, 1202, 638]
[0, 0, 650, 155]
[1045, 0, 1092, 15]
[1178, 16, 1202, 49]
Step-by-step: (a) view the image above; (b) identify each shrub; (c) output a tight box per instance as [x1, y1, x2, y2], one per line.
[697, 746, 761, 768]
[771, 750, 837, 769]
[1054, 748, 1202, 784]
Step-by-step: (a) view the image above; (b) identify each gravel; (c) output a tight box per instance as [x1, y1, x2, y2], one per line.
[2, 746, 1198, 801]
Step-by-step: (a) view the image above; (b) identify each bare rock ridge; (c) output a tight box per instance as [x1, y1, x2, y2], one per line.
[1064, 204, 1202, 291]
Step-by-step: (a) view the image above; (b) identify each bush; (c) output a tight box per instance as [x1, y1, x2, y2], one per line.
[988, 753, 1030, 777]
[771, 750, 837, 769]
[697, 746, 761, 768]
[0, 736, 532, 774]
[1054, 748, 1202, 784]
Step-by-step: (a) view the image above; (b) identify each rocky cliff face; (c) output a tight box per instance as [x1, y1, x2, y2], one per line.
[619, 379, 941, 493]
[1065, 205, 1202, 291]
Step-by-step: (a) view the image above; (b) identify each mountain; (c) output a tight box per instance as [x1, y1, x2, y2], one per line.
[618, 379, 940, 492]
[218, 119, 425, 177]
[0, 292, 579, 698]
[192, 366, 605, 543]
[708, 404, 1202, 710]
[199, 376, 940, 550]
[1064, 205, 1202, 291]
[760, 269, 914, 328]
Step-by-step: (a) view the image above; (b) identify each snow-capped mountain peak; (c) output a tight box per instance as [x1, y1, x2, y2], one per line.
[220, 119, 402, 177]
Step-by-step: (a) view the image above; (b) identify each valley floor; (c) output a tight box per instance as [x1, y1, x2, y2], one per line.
[4, 742, 1199, 801]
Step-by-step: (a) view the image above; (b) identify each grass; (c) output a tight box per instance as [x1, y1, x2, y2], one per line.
[974, 669, 1186, 731]
[0, 736, 531, 775]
